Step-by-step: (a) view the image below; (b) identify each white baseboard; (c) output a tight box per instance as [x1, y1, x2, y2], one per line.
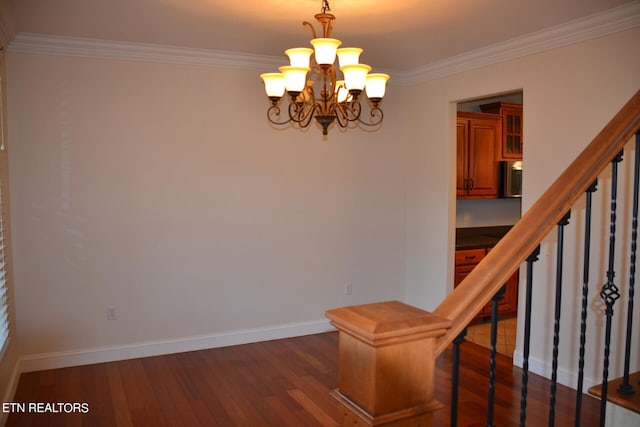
[513, 349, 597, 391]
[17, 319, 335, 374]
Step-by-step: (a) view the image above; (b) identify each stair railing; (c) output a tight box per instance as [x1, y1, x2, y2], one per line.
[434, 90, 640, 353]
[437, 89, 640, 426]
[327, 89, 640, 427]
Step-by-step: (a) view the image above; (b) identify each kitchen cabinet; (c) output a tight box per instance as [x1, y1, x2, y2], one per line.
[454, 247, 518, 320]
[456, 112, 501, 198]
[480, 102, 523, 160]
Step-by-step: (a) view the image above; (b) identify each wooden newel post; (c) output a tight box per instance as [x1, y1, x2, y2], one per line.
[326, 300, 452, 427]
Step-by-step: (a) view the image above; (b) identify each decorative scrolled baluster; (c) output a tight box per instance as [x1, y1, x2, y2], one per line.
[598, 151, 624, 427]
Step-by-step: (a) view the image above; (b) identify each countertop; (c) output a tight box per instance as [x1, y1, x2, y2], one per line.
[456, 225, 512, 250]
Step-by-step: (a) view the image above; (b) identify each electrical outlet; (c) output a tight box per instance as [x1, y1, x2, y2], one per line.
[344, 282, 352, 296]
[107, 305, 117, 320]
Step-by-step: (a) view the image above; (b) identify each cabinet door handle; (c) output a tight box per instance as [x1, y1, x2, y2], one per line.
[465, 255, 476, 260]
[469, 178, 474, 189]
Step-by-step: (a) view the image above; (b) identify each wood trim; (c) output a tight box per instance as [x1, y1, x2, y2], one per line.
[330, 389, 443, 425]
[17, 319, 335, 373]
[326, 301, 448, 425]
[326, 300, 451, 347]
[434, 89, 640, 356]
[7, 33, 283, 72]
[394, 2, 640, 85]
[588, 372, 640, 413]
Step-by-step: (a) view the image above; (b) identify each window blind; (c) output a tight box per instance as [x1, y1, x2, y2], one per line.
[0, 54, 9, 356]
[0, 177, 8, 355]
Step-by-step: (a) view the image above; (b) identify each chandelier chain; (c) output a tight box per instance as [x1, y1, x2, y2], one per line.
[321, 0, 331, 14]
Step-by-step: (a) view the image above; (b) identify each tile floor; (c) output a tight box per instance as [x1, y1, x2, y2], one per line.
[465, 316, 517, 357]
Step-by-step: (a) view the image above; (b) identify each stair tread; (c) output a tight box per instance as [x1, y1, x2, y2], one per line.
[588, 371, 640, 414]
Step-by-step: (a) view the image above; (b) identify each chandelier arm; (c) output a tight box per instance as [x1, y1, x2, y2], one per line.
[288, 101, 307, 123]
[332, 103, 349, 128]
[302, 21, 318, 39]
[337, 100, 362, 122]
[266, 105, 293, 126]
[317, 67, 336, 114]
[357, 106, 384, 127]
[328, 66, 338, 105]
[300, 103, 321, 129]
[324, 20, 333, 38]
[288, 85, 318, 124]
[288, 100, 319, 129]
[302, 104, 321, 129]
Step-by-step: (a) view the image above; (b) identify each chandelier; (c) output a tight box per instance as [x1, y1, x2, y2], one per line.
[260, 0, 390, 135]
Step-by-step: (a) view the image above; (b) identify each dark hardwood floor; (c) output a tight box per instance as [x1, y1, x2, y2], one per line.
[6, 332, 600, 426]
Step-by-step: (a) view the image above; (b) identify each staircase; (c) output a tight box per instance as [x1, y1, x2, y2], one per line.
[327, 90, 640, 426]
[589, 374, 640, 427]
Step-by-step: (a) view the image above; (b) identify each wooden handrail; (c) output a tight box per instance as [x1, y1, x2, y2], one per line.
[433, 89, 640, 357]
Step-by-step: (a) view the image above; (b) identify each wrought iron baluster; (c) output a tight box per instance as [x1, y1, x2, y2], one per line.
[618, 133, 640, 396]
[519, 245, 541, 427]
[486, 286, 506, 427]
[599, 151, 624, 427]
[450, 328, 467, 427]
[549, 211, 571, 427]
[575, 181, 598, 427]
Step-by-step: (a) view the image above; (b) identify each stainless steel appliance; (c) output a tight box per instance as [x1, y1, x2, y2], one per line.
[500, 160, 523, 198]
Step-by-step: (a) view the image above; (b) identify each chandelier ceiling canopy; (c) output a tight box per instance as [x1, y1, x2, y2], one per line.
[260, 0, 390, 136]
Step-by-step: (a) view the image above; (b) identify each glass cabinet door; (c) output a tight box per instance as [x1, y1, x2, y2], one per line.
[504, 109, 522, 158]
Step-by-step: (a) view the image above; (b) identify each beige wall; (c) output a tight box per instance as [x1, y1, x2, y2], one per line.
[2, 22, 640, 393]
[6, 53, 408, 358]
[403, 27, 640, 386]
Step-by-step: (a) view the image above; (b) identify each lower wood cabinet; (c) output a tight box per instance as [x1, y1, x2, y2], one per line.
[454, 247, 518, 320]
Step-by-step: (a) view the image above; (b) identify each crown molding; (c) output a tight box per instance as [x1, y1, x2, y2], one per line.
[7, 33, 283, 72]
[6, 1, 640, 82]
[392, 1, 640, 85]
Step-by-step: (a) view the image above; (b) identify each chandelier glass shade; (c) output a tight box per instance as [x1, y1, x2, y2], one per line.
[260, 1, 390, 135]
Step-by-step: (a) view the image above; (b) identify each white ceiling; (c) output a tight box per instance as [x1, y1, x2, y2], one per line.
[4, 0, 638, 72]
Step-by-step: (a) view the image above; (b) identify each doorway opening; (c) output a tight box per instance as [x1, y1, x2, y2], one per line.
[454, 90, 523, 357]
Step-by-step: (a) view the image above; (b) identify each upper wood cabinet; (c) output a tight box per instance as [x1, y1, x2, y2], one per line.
[457, 112, 501, 199]
[480, 102, 523, 160]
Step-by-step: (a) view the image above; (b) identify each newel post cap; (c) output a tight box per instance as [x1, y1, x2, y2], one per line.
[326, 300, 452, 346]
